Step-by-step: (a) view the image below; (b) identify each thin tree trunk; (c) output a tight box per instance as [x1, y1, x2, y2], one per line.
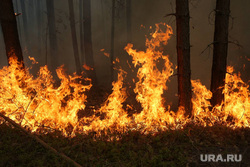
[13, 0, 22, 38]
[0, 0, 25, 68]
[110, 0, 115, 83]
[36, 0, 42, 57]
[79, 0, 84, 65]
[28, 0, 35, 26]
[20, 0, 29, 48]
[83, 0, 97, 83]
[46, 0, 58, 72]
[68, 0, 81, 75]
[176, 0, 192, 116]
[126, 0, 131, 43]
[210, 0, 230, 107]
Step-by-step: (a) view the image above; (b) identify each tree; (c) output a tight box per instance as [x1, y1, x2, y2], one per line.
[126, 0, 131, 43]
[79, 0, 84, 64]
[210, 0, 230, 107]
[110, 0, 115, 83]
[83, 0, 97, 83]
[20, 0, 29, 46]
[36, 0, 43, 57]
[0, 0, 25, 68]
[46, 0, 58, 73]
[68, 0, 82, 75]
[176, 0, 192, 116]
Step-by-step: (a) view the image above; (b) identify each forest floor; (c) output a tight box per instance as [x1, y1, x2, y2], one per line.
[0, 89, 250, 167]
[1, 122, 250, 167]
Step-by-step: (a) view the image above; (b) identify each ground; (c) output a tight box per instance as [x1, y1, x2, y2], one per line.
[0, 122, 249, 167]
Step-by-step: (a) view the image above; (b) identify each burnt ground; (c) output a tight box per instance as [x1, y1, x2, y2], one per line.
[0, 88, 250, 167]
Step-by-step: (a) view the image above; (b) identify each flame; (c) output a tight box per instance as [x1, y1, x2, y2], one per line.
[77, 70, 130, 135]
[223, 66, 250, 127]
[83, 64, 93, 71]
[0, 23, 249, 138]
[125, 23, 183, 132]
[29, 56, 38, 64]
[191, 67, 250, 128]
[100, 49, 110, 58]
[0, 57, 91, 135]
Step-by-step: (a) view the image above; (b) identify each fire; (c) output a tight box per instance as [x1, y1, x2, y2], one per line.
[77, 70, 131, 134]
[125, 23, 184, 132]
[223, 66, 250, 127]
[0, 23, 249, 137]
[0, 57, 91, 135]
[191, 67, 250, 128]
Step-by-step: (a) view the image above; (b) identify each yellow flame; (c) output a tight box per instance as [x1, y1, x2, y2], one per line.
[0, 57, 91, 135]
[0, 23, 249, 138]
[125, 23, 180, 132]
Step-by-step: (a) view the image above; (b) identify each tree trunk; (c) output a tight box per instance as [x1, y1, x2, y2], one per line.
[13, 0, 22, 37]
[83, 0, 97, 83]
[79, 0, 84, 64]
[36, 0, 42, 57]
[29, 0, 35, 27]
[20, 0, 29, 46]
[176, 0, 192, 116]
[210, 0, 230, 107]
[126, 0, 131, 43]
[68, 0, 82, 75]
[110, 0, 115, 83]
[0, 0, 25, 68]
[46, 0, 58, 72]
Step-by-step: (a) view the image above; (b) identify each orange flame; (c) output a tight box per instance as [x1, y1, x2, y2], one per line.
[83, 64, 93, 71]
[0, 23, 249, 138]
[0, 57, 91, 135]
[125, 23, 181, 132]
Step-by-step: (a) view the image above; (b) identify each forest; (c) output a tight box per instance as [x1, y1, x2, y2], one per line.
[0, 0, 250, 166]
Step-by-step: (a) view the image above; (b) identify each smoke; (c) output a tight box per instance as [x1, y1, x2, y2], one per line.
[0, 0, 249, 109]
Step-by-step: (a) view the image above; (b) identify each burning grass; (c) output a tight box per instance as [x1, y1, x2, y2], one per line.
[0, 23, 249, 138]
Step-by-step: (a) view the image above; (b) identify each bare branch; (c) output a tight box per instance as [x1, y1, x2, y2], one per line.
[228, 40, 243, 49]
[229, 15, 235, 30]
[164, 13, 176, 17]
[200, 42, 214, 56]
[208, 9, 216, 25]
[14, 13, 22, 16]
[169, 73, 179, 78]
[20, 94, 38, 125]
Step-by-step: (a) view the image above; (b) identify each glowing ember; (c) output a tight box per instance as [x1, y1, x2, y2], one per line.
[0, 23, 249, 137]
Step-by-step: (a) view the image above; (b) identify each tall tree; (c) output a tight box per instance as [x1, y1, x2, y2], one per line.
[83, 0, 97, 83]
[176, 0, 192, 116]
[126, 0, 131, 43]
[36, 0, 43, 57]
[79, 0, 84, 64]
[110, 0, 115, 82]
[20, 0, 29, 45]
[46, 0, 58, 72]
[0, 0, 25, 68]
[68, 0, 82, 75]
[210, 0, 230, 107]
[13, 0, 22, 37]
